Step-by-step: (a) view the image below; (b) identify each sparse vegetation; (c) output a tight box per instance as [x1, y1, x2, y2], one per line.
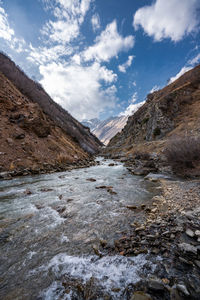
[165, 136, 200, 176]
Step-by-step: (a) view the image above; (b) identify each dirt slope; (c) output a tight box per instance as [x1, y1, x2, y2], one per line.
[0, 52, 102, 155]
[0, 72, 92, 176]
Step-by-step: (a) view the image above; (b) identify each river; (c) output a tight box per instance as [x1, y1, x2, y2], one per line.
[0, 158, 159, 299]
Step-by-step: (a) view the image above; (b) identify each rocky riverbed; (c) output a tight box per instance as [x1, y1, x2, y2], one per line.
[0, 157, 199, 299]
[101, 178, 200, 299]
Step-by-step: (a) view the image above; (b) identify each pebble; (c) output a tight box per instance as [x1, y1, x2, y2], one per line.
[176, 284, 190, 296]
[148, 279, 165, 291]
[186, 229, 195, 237]
[178, 243, 197, 255]
[195, 230, 200, 237]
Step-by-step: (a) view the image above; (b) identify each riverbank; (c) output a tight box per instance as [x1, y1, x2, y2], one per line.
[0, 157, 97, 180]
[102, 177, 200, 299]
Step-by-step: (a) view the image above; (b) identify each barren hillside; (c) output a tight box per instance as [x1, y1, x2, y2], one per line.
[0, 72, 93, 176]
[0, 52, 102, 155]
[106, 65, 200, 156]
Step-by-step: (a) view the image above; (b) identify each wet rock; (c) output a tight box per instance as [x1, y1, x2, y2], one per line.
[86, 178, 96, 182]
[107, 188, 117, 195]
[108, 163, 115, 166]
[92, 245, 102, 257]
[131, 167, 151, 176]
[24, 189, 32, 195]
[130, 291, 152, 300]
[126, 205, 137, 210]
[35, 204, 44, 209]
[55, 206, 66, 214]
[99, 239, 107, 247]
[95, 185, 113, 189]
[40, 188, 54, 192]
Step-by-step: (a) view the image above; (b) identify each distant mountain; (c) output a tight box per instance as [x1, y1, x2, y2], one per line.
[82, 118, 102, 131]
[82, 116, 128, 145]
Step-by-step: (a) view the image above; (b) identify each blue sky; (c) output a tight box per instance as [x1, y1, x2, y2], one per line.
[0, 0, 200, 121]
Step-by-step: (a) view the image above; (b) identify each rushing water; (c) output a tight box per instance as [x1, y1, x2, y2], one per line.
[0, 158, 159, 300]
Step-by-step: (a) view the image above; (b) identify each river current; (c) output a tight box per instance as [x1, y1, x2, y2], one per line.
[0, 158, 159, 299]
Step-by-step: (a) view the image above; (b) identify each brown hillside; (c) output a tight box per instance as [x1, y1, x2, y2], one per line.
[0, 52, 102, 154]
[105, 65, 200, 162]
[0, 72, 92, 176]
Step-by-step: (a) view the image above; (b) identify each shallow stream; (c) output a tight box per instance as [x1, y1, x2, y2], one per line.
[0, 158, 159, 299]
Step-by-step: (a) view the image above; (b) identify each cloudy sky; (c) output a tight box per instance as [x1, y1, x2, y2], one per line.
[0, 0, 200, 121]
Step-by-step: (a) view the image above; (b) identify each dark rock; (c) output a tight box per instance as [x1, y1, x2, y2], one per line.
[148, 279, 165, 291]
[130, 291, 152, 300]
[86, 178, 96, 182]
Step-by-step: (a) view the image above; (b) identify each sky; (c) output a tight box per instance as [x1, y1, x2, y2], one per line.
[0, 0, 200, 121]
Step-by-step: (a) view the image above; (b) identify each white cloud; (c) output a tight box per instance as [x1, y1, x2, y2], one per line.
[118, 55, 134, 73]
[132, 81, 136, 87]
[39, 61, 118, 120]
[28, 44, 73, 65]
[42, 0, 92, 44]
[0, 6, 26, 52]
[119, 93, 145, 116]
[150, 85, 159, 93]
[169, 66, 192, 83]
[0, 7, 14, 41]
[83, 20, 134, 62]
[91, 13, 100, 31]
[189, 53, 200, 65]
[169, 52, 200, 83]
[133, 0, 200, 42]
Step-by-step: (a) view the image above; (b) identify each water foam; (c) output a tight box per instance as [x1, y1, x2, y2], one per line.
[38, 253, 155, 299]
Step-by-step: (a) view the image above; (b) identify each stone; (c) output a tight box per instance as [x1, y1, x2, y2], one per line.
[195, 260, 200, 268]
[130, 291, 152, 300]
[126, 205, 137, 210]
[24, 189, 32, 195]
[195, 230, 200, 237]
[86, 178, 96, 182]
[99, 239, 107, 247]
[148, 279, 165, 291]
[186, 229, 195, 238]
[92, 245, 102, 257]
[135, 226, 145, 232]
[176, 284, 190, 296]
[141, 204, 146, 209]
[178, 243, 197, 255]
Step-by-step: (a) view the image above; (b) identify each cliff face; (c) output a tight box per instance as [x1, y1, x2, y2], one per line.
[0, 72, 95, 175]
[0, 53, 102, 154]
[106, 65, 200, 156]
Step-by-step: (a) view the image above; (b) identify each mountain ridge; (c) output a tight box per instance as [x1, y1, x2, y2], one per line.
[82, 116, 128, 145]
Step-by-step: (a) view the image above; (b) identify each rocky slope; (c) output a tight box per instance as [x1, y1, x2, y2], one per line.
[0, 52, 102, 155]
[0, 72, 96, 178]
[104, 65, 200, 175]
[82, 116, 128, 145]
